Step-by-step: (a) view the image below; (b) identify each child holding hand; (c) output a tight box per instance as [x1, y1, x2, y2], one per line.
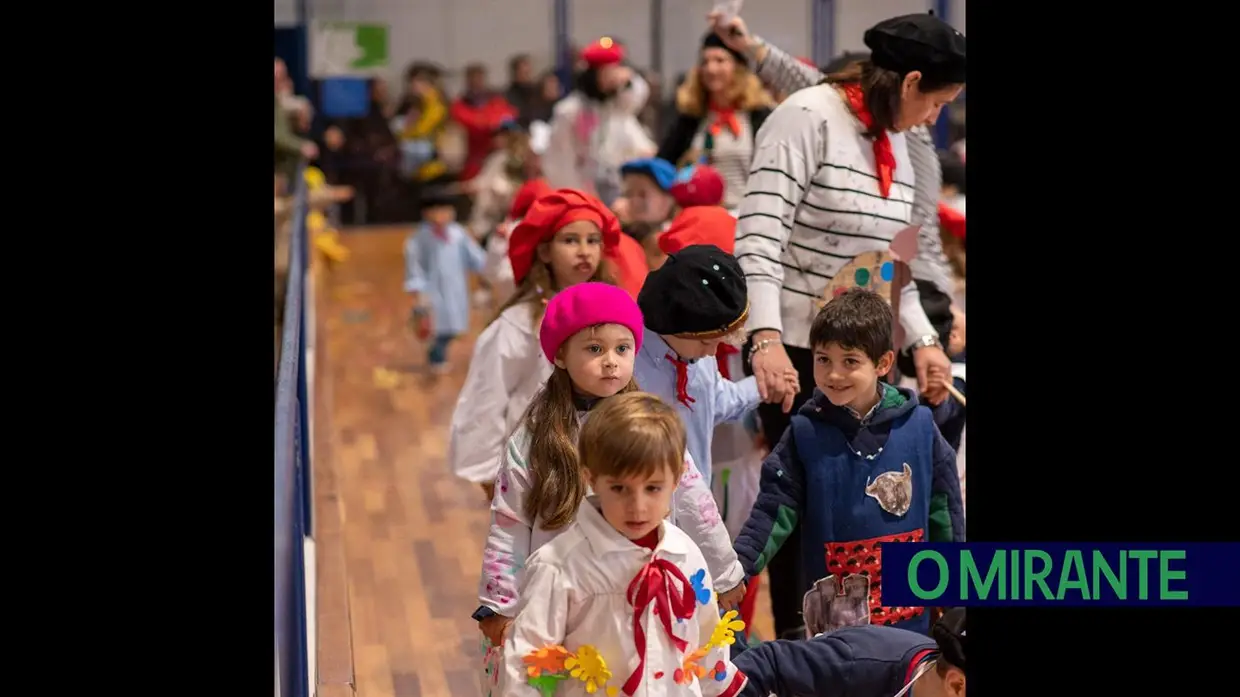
[475, 283, 745, 694]
[501, 392, 749, 697]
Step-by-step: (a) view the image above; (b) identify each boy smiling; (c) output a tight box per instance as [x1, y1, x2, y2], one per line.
[733, 289, 964, 636]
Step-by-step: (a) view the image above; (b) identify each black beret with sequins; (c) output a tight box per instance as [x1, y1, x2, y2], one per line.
[638, 244, 748, 336]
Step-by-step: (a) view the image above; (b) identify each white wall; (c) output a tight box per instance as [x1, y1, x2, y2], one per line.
[949, 0, 965, 35]
[276, 0, 962, 94]
[280, 0, 556, 95]
[660, 0, 810, 89]
[834, 0, 933, 54]
[275, 0, 295, 26]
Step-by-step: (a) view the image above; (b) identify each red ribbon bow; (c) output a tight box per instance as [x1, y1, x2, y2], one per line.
[842, 83, 895, 198]
[665, 354, 696, 409]
[622, 557, 696, 695]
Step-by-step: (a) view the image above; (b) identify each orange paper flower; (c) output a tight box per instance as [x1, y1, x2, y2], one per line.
[675, 646, 710, 684]
[523, 645, 571, 677]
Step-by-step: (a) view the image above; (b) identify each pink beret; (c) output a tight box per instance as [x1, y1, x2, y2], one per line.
[539, 282, 645, 363]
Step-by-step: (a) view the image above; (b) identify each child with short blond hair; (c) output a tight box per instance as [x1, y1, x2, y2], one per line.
[501, 391, 748, 697]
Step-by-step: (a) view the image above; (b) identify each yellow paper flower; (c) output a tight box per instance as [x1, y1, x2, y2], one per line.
[522, 644, 571, 677]
[565, 645, 613, 694]
[708, 610, 746, 648]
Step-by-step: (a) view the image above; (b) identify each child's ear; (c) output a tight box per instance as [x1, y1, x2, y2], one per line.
[875, 350, 896, 377]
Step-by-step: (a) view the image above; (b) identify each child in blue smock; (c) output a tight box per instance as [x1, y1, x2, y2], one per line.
[404, 187, 487, 373]
[635, 242, 794, 486]
[733, 289, 964, 637]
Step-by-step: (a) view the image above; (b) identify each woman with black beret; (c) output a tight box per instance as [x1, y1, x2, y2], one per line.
[730, 13, 965, 640]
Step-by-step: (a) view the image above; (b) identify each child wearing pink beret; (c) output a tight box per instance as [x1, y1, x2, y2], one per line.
[473, 282, 744, 695]
[449, 188, 620, 502]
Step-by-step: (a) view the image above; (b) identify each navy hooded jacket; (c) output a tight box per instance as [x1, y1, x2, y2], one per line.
[733, 624, 938, 696]
[733, 384, 964, 631]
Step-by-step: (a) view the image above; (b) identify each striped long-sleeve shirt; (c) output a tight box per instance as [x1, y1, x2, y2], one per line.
[734, 83, 937, 349]
[752, 41, 958, 295]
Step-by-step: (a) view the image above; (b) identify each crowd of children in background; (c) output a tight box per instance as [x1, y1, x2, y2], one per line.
[380, 10, 970, 697]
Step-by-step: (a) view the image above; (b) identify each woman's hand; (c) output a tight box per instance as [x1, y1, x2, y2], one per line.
[913, 344, 952, 406]
[707, 11, 764, 62]
[750, 331, 799, 413]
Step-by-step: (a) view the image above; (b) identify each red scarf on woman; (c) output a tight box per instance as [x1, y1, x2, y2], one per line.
[842, 83, 895, 198]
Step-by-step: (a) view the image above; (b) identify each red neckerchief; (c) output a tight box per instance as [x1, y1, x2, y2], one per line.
[431, 223, 449, 241]
[622, 556, 695, 695]
[632, 528, 660, 550]
[715, 344, 740, 381]
[707, 106, 741, 137]
[664, 353, 696, 409]
[842, 83, 895, 198]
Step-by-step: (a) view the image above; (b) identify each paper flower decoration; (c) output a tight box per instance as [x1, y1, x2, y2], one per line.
[674, 646, 710, 685]
[708, 610, 746, 648]
[528, 673, 570, 697]
[565, 645, 616, 695]
[689, 569, 712, 605]
[523, 645, 571, 677]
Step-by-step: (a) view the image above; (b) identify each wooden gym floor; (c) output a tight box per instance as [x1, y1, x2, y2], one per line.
[312, 227, 773, 697]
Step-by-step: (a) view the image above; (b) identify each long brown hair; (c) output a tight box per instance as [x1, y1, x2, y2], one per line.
[823, 60, 959, 137]
[522, 366, 638, 530]
[489, 253, 619, 327]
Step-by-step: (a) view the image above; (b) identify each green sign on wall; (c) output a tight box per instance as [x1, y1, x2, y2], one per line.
[310, 21, 389, 77]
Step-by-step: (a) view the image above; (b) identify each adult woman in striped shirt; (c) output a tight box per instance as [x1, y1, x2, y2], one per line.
[656, 32, 775, 211]
[734, 13, 965, 417]
[713, 15, 965, 400]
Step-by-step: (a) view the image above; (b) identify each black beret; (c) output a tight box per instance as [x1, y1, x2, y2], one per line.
[638, 244, 747, 336]
[931, 607, 967, 674]
[702, 33, 748, 67]
[864, 13, 966, 85]
[419, 184, 460, 210]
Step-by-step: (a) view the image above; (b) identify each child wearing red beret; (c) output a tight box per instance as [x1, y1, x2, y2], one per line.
[450, 188, 625, 500]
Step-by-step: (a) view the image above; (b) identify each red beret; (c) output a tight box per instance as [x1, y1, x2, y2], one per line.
[659, 206, 737, 256]
[938, 201, 966, 240]
[507, 188, 621, 284]
[508, 178, 552, 220]
[582, 37, 625, 67]
[670, 164, 725, 209]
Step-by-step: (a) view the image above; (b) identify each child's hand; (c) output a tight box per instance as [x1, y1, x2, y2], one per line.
[717, 581, 747, 612]
[479, 614, 512, 647]
[410, 305, 432, 340]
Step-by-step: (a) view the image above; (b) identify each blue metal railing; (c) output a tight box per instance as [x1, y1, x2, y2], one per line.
[276, 166, 312, 697]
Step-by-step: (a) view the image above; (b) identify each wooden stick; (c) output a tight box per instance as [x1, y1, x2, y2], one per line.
[942, 380, 966, 406]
